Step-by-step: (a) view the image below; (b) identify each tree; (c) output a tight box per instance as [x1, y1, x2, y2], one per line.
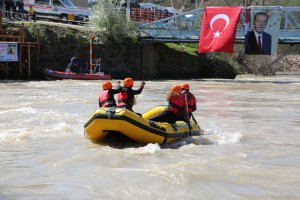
[91, 0, 137, 44]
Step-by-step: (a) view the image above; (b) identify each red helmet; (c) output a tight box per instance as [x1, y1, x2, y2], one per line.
[180, 83, 190, 90]
[171, 85, 182, 94]
[124, 77, 134, 87]
[102, 81, 112, 90]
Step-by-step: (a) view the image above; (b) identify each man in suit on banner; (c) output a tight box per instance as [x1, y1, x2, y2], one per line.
[244, 12, 272, 55]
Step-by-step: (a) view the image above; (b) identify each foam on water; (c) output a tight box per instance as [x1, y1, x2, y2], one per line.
[126, 143, 161, 154]
[0, 121, 78, 142]
[195, 112, 244, 146]
[215, 131, 243, 145]
[0, 105, 83, 142]
[200, 127, 243, 146]
[0, 128, 30, 142]
[15, 107, 39, 114]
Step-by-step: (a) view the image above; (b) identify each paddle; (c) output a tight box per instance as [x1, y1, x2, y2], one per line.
[190, 112, 208, 135]
[183, 93, 192, 136]
[183, 93, 207, 136]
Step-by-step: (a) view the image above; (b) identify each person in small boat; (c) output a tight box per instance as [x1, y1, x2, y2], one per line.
[68, 55, 79, 73]
[117, 77, 145, 113]
[149, 85, 186, 124]
[82, 61, 89, 73]
[178, 83, 197, 123]
[99, 81, 122, 107]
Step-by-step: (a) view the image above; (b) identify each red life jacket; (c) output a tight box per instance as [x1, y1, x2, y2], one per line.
[117, 86, 143, 109]
[168, 94, 184, 115]
[188, 94, 196, 112]
[182, 91, 197, 113]
[117, 91, 128, 107]
[99, 90, 114, 107]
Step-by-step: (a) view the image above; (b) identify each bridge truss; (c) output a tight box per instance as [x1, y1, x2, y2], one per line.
[137, 7, 300, 43]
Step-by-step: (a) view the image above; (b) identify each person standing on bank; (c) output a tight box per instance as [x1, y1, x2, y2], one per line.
[117, 77, 145, 113]
[27, 5, 36, 22]
[0, 0, 4, 14]
[99, 81, 122, 108]
[93, 57, 101, 73]
[16, 0, 24, 20]
[4, 0, 14, 19]
[244, 12, 272, 55]
[149, 85, 185, 124]
[11, 0, 17, 19]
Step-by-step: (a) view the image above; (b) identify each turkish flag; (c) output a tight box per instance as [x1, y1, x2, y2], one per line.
[198, 7, 242, 53]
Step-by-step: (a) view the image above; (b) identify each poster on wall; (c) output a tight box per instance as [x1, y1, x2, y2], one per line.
[0, 42, 19, 62]
[244, 6, 282, 56]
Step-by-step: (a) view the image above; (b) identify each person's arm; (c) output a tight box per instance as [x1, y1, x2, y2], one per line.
[74, 58, 78, 65]
[110, 85, 123, 95]
[244, 31, 252, 54]
[132, 81, 145, 95]
[98, 95, 101, 107]
[263, 32, 272, 55]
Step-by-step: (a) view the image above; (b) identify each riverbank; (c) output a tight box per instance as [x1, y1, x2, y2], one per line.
[1, 20, 239, 80]
[2, 20, 299, 80]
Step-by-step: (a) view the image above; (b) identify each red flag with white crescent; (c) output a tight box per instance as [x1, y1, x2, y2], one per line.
[198, 7, 242, 53]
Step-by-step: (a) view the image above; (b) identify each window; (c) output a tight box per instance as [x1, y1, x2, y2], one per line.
[53, 0, 62, 6]
[60, 0, 77, 8]
[35, 0, 50, 5]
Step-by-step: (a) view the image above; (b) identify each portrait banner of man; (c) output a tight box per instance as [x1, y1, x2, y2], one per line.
[244, 6, 282, 56]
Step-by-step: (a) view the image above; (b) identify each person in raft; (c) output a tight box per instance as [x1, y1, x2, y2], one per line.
[178, 83, 197, 123]
[149, 84, 186, 124]
[98, 81, 122, 107]
[117, 77, 145, 113]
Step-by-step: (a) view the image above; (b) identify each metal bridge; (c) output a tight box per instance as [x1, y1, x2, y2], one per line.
[137, 7, 300, 43]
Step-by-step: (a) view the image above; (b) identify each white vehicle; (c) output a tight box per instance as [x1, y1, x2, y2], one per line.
[24, 0, 90, 23]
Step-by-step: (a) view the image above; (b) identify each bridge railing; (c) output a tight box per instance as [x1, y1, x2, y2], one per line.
[137, 7, 300, 43]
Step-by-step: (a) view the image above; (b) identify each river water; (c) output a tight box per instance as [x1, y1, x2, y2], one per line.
[1, 73, 299, 200]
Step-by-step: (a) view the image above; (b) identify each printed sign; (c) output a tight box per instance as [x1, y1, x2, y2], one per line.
[0, 42, 19, 62]
[244, 6, 282, 56]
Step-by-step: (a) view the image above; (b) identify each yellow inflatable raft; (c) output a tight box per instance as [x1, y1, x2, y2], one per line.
[84, 106, 201, 144]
